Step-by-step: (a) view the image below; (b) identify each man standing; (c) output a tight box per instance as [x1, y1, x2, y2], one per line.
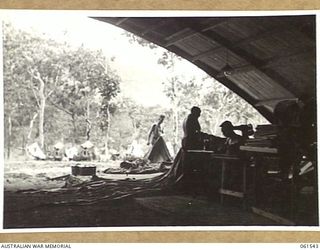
[182, 106, 202, 150]
[145, 115, 172, 163]
[147, 115, 165, 146]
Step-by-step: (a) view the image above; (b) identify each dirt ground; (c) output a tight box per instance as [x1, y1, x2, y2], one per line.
[4, 190, 280, 228]
[4, 191, 172, 228]
[3, 159, 182, 228]
[3, 160, 317, 228]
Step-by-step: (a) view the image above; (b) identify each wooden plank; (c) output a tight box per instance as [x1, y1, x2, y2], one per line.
[227, 74, 269, 100]
[240, 146, 278, 154]
[216, 64, 255, 78]
[187, 151, 240, 160]
[211, 154, 240, 161]
[164, 28, 196, 46]
[140, 19, 169, 36]
[219, 188, 244, 198]
[252, 207, 296, 226]
[200, 19, 229, 32]
[187, 150, 214, 153]
[115, 18, 129, 26]
[254, 97, 298, 107]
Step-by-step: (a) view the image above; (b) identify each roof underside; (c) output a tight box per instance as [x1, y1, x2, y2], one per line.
[93, 16, 316, 122]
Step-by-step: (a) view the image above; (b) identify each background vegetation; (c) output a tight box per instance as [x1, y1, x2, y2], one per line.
[3, 21, 268, 160]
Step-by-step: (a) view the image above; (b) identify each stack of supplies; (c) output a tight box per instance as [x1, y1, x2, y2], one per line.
[244, 124, 278, 147]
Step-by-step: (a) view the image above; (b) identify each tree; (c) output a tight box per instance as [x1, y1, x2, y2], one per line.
[3, 22, 122, 158]
[3, 22, 69, 150]
[3, 29, 33, 157]
[158, 51, 208, 153]
[200, 77, 268, 136]
[3, 23, 33, 157]
[97, 68, 121, 156]
[49, 46, 121, 153]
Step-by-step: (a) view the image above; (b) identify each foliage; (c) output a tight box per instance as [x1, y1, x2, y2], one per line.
[108, 97, 169, 153]
[123, 31, 158, 50]
[97, 68, 121, 132]
[3, 21, 68, 149]
[3, 21, 121, 157]
[3, 21, 268, 160]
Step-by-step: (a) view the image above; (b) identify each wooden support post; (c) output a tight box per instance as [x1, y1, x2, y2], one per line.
[242, 162, 247, 209]
[220, 160, 226, 205]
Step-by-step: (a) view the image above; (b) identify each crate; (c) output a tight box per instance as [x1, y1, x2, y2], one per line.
[71, 165, 96, 176]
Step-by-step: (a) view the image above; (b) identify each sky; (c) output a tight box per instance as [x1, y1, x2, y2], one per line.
[1, 11, 208, 107]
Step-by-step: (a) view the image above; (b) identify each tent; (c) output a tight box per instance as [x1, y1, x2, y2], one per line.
[26, 142, 46, 160]
[53, 142, 65, 161]
[144, 137, 172, 163]
[65, 146, 79, 160]
[79, 140, 96, 161]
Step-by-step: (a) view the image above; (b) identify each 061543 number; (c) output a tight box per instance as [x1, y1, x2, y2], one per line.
[300, 244, 319, 249]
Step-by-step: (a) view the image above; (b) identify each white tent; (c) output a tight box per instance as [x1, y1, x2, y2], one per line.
[81, 140, 94, 149]
[26, 142, 46, 160]
[65, 147, 78, 160]
[53, 142, 64, 149]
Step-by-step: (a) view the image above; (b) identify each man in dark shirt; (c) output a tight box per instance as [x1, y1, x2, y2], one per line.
[182, 106, 202, 150]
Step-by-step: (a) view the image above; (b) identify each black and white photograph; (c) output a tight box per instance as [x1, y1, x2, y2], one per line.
[1, 11, 318, 229]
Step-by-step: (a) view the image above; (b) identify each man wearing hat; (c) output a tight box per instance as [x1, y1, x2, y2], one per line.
[220, 120, 248, 154]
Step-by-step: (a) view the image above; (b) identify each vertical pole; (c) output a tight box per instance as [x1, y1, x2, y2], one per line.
[220, 159, 226, 205]
[242, 160, 247, 210]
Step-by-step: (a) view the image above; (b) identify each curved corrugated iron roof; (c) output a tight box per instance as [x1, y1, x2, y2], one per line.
[93, 16, 316, 122]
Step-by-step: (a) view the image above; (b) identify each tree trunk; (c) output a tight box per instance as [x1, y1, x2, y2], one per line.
[130, 116, 137, 140]
[27, 112, 38, 145]
[7, 115, 12, 159]
[86, 100, 91, 140]
[173, 105, 179, 154]
[38, 76, 46, 149]
[30, 71, 46, 149]
[71, 114, 77, 144]
[104, 105, 111, 158]
[86, 119, 91, 141]
[22, 134, 25, 155]
[213, 111, 224, 135]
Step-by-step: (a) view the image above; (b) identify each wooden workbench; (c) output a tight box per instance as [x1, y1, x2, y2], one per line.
[240, 145, 296, 225]
[186, 150, 247, 207]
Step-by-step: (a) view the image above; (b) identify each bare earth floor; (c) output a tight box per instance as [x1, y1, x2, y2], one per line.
[4, 192, 277, 228]
[3, 160, 301, 228]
